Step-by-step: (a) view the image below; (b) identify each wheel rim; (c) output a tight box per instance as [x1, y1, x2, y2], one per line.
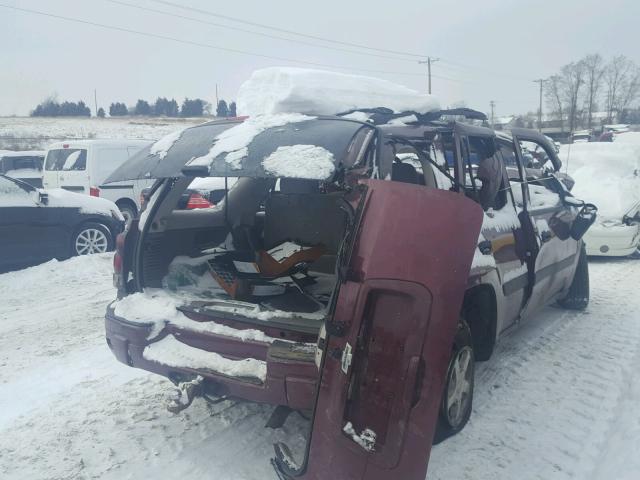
[120, 208, 134, 226]
[75, 228, 108, 255]
[445, 346, 473, 428]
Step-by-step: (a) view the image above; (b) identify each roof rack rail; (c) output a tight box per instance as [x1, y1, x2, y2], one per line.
[336, 107, 487, 126]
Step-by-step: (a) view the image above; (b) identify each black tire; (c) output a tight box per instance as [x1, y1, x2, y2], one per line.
[116, 202, 137, 226]
[630, 246, 640, 259]
[433, 319, 475, 444]
[558, 243, 589, 310]
[71, 222, 114, 257]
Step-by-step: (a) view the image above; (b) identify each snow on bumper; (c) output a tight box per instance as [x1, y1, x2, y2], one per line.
[104, 305, 318, 409]
[143, 334, 267, 383]
[584, 222, 640, 256]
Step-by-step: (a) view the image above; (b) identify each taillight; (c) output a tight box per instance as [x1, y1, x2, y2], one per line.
[90, 186, 100, 197]
[113, 232, 126, 275]
[140, 192, 147, 208]
[186, 193, 213, 209]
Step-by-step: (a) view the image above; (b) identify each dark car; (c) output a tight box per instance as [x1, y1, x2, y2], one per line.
[104, 114, 595, 480]
[0, 174, 124, 272]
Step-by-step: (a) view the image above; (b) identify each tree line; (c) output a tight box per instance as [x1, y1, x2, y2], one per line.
[31, 96, 238, 118]
[545, 54, 640, 131]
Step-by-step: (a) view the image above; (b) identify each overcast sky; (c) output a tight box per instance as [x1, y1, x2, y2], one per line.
[1, 0, 638, 117]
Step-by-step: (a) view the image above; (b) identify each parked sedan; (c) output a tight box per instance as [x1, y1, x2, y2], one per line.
[560, 141, 640, 257]
[0, 174, 124, 272]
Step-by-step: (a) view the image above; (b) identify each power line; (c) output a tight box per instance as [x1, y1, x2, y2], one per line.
[105, 0, 420, 64]
[0, 3, 433, 79]
[149, 0, 429, 59]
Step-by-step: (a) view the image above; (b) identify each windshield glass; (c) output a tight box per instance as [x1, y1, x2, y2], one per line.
[45, 149, 87, 171]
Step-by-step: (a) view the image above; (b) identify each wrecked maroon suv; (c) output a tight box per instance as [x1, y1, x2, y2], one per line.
[104, 111, 595, 479]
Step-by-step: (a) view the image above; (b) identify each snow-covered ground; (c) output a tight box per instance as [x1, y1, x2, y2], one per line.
[1, 254, 639, 479]
[0, 117, 208, 150]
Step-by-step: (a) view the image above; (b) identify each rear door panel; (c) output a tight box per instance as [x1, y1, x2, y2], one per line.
[293, 179, 483, 480]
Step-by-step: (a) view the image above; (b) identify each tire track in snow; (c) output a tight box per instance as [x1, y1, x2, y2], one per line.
[428, 259, 640, 480]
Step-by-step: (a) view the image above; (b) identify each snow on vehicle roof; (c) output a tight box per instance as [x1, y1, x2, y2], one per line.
[560, 142, 640, 219]
[149, 128, 187, 160]
[262, 144, 335, 180]
[45, 188, 124, 220]
[236, 67, 440, 116]
[46, 139, 151, 150]
[187, 113, 315, 169]
[0, 150, 45, 158]
[106, 117, 370, 182]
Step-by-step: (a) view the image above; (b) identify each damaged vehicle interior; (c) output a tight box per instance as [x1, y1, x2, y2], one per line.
[105, 109, 595, 480]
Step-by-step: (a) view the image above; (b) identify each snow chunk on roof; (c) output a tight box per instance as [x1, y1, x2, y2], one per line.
[150, 128, 186, 160]
[262, 145, 335, 180]
[188, 113, 315, 169]
[237, 67, 440, 116]
[144, 334, 267, 382]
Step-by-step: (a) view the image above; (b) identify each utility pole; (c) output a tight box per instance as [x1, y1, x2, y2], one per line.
[215, 83, 219, 109]
[533, 79, 544, 132]
[489, 100, 496, 127]
[418, 57, 440, 94]
[94, 89, 98, 117]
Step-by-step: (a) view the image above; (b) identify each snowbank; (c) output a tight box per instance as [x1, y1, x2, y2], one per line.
[614, 131, 640, 144]
[559, 142, 640, 219]
[187, 113, 314, 169]
[262, 145, 335, 179]
[236, 67, 440, 116]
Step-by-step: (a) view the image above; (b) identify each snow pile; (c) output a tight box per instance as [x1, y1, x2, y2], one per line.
[187, 113, 315, 169]
[236, 67, 440, 116]
[46, 188, 124, 220]
[4, 168, 42, 179]
[143, 334, 267, 382]
[560, 142, 640, 219]
[262, 145, 335, 179]
[149, 128, 186, 159]
[614, 131, 640, 144]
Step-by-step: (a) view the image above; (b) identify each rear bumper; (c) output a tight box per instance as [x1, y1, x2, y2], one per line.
[104, 305, 318, 409]
[584, 223, 640, 257]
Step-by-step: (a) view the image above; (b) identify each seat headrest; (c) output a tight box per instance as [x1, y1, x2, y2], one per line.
[279, 178, 320, 194]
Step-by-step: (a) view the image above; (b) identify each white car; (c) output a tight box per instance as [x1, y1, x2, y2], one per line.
[43, 139, 152, 223]
[560, 142, 640, 257]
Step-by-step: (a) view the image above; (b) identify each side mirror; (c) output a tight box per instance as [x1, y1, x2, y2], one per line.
[38, 192, 49, 206]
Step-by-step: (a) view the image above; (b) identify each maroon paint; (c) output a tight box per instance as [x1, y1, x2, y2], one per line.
[298, 179, 483, 480]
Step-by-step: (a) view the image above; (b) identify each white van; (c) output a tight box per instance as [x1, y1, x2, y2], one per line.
[43, 139, 153, 222]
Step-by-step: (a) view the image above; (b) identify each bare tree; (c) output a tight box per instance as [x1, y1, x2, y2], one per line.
[604, 55, 634, 123]
[561, 61, 586, 133]
[545, 75, 564, 132]
[582, 54, 604, 128]
[618, 65, 640, 114]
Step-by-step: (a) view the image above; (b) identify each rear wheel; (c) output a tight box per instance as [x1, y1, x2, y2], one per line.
[116, 201, 137, 226]
[434, 319, 474, 444]
[71, 222, 113, 256]
[558, 243, 589, 310]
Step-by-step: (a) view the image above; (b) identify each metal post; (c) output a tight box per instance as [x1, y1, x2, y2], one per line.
[94, 89, 98, 117]
[418, 57, 439, 94]
[533, 79, 544, 132]
[490, 100, 496, 127]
